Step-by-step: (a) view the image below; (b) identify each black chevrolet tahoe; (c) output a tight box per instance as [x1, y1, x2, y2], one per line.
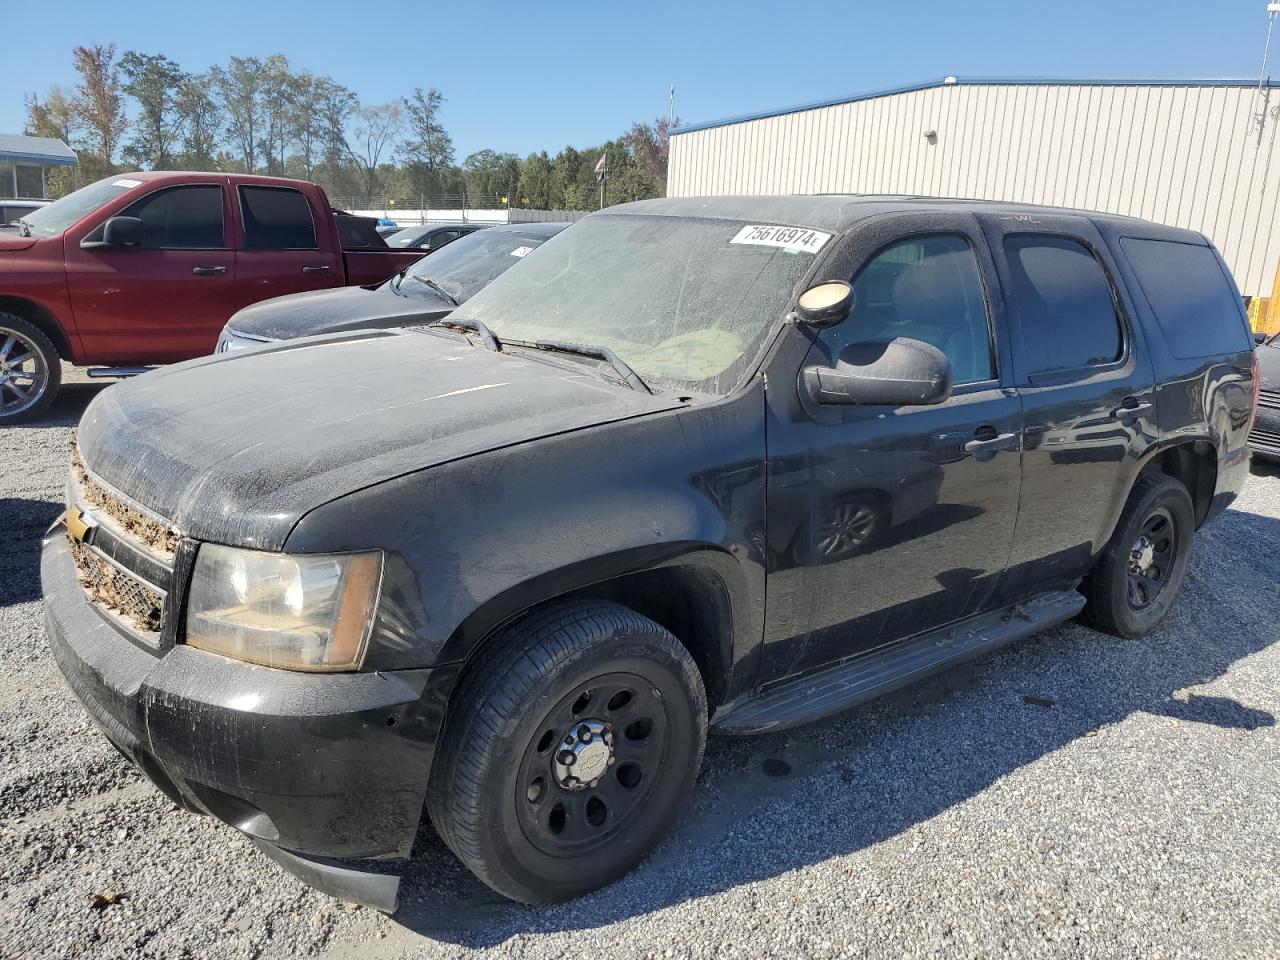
[42, 196, 1259, 911]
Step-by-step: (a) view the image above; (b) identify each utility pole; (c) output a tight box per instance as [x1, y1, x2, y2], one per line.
[669, 85, 675, 126]
[1252, 2, 1280, 143]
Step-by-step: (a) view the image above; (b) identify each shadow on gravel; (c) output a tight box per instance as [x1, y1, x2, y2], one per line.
[0, 497, 63, 606]
[389, 503, 1280, 947]
[6, 381, 110, 429]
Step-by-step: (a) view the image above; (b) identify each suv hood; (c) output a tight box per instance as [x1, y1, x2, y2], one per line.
[77, 329, 680, 550]
[229, 282, 453, 340]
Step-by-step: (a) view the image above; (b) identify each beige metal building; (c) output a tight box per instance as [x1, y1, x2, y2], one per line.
[667, 77, 1280, 300]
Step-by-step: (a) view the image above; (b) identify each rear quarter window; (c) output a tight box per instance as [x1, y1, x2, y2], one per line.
[239, 186, 318, 250]
[1120, 238, 1252, 359]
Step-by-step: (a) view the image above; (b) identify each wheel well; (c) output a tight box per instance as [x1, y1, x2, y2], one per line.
[1145, 441, 1217, 527]
[461, 565, 736, 712]
[0, 297, 72, 361]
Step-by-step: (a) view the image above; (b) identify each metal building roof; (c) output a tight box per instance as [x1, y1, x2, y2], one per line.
[0, 134, 78, 166]
[671, 76, 1280, 136]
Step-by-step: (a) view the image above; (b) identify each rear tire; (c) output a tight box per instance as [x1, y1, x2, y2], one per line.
[0, 313, 60, 423]
[1080, 473, 1194, 638]
[427, 599, 707, 904]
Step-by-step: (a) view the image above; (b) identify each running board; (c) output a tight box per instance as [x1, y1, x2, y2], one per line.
[87, 367, 153, 378]
[713, 590, 1085, 736]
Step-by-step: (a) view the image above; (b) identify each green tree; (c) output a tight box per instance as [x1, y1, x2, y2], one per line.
[398, 88, 454, 197]
[211, 56, 268, 172]
[174, 73, 221, 169]
[119, 51, 187, 170]
[24, 88, 80, 195]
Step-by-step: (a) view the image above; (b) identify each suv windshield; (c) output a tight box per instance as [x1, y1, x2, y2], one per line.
[456, 214, 825, 393]
[19, 177, 138, 238]
[399, 228, 554, 304]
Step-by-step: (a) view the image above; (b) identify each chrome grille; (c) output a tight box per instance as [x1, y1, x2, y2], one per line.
[68, 537, 165, 634]
[70, 446, 179, 557]
[66, 444, 179, 643]
[1259, 389, 1280, 411]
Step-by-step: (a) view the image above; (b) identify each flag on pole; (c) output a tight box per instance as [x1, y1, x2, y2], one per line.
[594, 153, 607, 183]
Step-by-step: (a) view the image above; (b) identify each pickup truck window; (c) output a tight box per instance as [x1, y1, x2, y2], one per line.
[18, 177, 134, 238]
[459, 214, 820, 393]
[1120, 238, 1253, 359]
[113, 185, 225, 249]
[1004, 235, 1122, 375]
[836, 234, 994, 384]
[239, 186, 318, 250]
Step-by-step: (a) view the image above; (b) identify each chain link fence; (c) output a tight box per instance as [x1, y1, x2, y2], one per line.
[330, 195, 591, 225]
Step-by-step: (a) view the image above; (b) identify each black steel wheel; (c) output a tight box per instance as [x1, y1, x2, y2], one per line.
[1080, 473, 1194, 638]
[427, 600, 707, 904]
[1125, 506, 1177, 611]
[0, 313, 60, 422]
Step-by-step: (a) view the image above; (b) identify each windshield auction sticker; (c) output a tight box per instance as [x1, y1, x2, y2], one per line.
[730, 225, 831, 253]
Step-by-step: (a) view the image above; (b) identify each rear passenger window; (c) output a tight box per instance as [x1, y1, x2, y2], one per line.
[1120, 238, 1252, 358]
[841, 234, 995, 384]
[1004, 235, 1122, 375]
[239, 186, 317, 250]
[120, 185, 224, 249]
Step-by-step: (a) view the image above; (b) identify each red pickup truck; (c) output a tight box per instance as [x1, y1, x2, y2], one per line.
[0, 172, 422, 421]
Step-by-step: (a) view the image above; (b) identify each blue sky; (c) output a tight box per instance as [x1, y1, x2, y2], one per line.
[1, 0, 1272, 159]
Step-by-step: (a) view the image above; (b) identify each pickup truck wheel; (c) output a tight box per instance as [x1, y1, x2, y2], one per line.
[427, 599, 707, 904]
[0, 314, 60, 423]
[1080, 473, 1194, 638]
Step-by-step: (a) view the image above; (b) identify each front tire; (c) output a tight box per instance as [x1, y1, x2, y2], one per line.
[427, 600, 708, 904]
[1080, 473, 1194, 638]
[0, 313, 60, 423]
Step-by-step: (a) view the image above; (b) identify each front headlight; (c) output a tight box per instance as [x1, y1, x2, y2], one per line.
[185, 544, 383, 672]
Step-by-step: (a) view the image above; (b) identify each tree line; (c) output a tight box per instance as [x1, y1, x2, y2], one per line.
[23, 44, 678, 210]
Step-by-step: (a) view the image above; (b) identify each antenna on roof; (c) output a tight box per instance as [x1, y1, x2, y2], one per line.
[1251, 2, 1280, 143]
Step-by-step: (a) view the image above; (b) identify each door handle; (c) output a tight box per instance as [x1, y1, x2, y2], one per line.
[301, 264, 332, 274]
[1110, 398, 1153, 420]
[192, 265, 227, 276]
[962, 429, 1019, 455]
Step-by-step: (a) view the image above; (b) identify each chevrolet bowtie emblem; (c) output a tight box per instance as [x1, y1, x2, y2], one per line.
[66, 504, 97, 545]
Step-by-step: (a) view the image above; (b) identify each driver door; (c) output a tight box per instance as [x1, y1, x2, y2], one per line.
[761, 212, 1024, 680]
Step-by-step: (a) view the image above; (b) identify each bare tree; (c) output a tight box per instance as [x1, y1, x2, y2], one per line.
[71, 44, 127, 169]
[347, 102, 402, 198]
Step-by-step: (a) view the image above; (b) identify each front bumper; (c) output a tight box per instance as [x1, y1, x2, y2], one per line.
[1249, 401, 1280, 460]
[42, 530, 450, 908]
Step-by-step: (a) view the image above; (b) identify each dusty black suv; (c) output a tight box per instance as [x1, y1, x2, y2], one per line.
[43, 196, 1258, 911]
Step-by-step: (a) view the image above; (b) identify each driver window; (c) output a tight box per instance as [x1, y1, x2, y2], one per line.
[831, 234, 995, 385]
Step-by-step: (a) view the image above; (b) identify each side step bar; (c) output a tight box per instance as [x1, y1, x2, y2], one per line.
[712, 590, 1085, 736]
[87, 367, 153, 378]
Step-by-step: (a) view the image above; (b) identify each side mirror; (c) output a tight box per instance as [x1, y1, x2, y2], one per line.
[802, 337, 953, 406]
[1255, 330, 1271, 346]
[790, 280, 854, 327]
[97, 216, 145, 248]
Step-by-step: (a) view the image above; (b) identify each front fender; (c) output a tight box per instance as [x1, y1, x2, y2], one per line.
[285, 387, 768, 685]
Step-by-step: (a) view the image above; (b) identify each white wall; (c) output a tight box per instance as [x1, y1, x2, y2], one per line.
[668, 81, 1280, 296]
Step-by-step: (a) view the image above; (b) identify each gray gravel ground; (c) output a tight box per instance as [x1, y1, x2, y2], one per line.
[1, 370, 1278, 959]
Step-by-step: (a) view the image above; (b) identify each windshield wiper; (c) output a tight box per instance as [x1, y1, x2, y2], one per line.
[530, 339, 652, 394]
[426, 317, 500, 352]
[406, 275, 459, 306]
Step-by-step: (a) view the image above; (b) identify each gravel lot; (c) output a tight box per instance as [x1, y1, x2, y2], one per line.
[2, 371, 1278, 960]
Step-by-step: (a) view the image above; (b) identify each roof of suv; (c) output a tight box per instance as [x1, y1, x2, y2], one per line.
[608, 194, 1205, 243]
